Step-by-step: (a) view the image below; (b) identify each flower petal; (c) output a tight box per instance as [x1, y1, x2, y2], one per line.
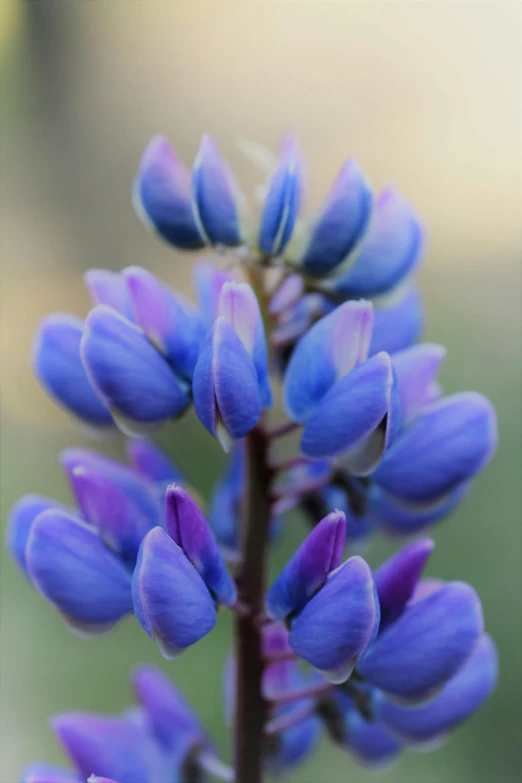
[126, 439, 184, 485]
[392, 343, 446, 423]
[369, 283, 424, 356]
[84, 269, 135, 322]
[259, 141, 302, 256]
[374, 538, 435, 629]
[6, 495, 69, 579]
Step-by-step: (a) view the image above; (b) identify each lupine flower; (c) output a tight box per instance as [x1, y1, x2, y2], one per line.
[23, 666, 226, 783]
[32, 314, 113, 429]
[81, 305, 190, 435]
[192, 317, 261, 451]
[12, 131, 499, 782]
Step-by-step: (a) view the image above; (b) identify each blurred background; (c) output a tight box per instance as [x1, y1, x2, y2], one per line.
[1, 1, 521, 781]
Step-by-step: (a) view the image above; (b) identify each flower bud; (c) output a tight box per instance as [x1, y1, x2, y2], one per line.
[6, 495, 69, 580]
[126, 438, 184, 485]
[358, 581, 484, 701]
[192, 134, 243, 246]
[84, 269, 135, 322]
[81, 306, 190, 434]
[392, 342, 446, 423]
[123, 266, 205, 380]
[301, 159, 373, 277]
[266, 510, 346, 621]
[192, 317, 261, 452]
[133, 135, 205, 249]
[334, 188, 424, 297]
[165, 484, 236, 606]
[259, 141, 302, 256]
[26, 510, 133, 633]
[369, 483, 470, 536]
[32, 314, 113, 427]
[219, 281, 272, 407]
[374, 392, 497, 504]
[283, 300, 373, 423]
[289, 556, 380, 683]
[193, 261, 235, 331]
[132, 527, 216, 659]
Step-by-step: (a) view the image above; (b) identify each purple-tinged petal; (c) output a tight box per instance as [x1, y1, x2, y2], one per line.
[335, 189, 425, 297]
[81, 306, 190, 430]
[67, 468, 157, 566]
[301, 352, 393, 459]
[123, 266, 205, 380]
[289, 556, 380, 683]
[219, 281, 272, 407]
[284, 300, 373, 423]
[132, 665, 206, 752]
[192, 134, 243, 247]
[32, 314, 113, 427]
[192, 317, 261, 451]
[374, 392, 497, 504]
[259, 141, 302, 257]
[369, 482, 470, 536]
[266, 714, 322, 776]
[374, 633, 497, 743]
[6, 495, 70, 580]
[21, 764, 79, 783]
[84, 269, 135, 322]
[26, 510, 133, 629]
[266, 510, 346, 621]
[392, 343, 446, 423]
[193, 261, 235, 331]
[61, 449, 162, 528]
[320, 486, 374, 545]
[165, 485, 237, 606]
[301, 159, 373, 277]
[132, 527, 216, 659]
[409, 578, 446, 604]
[133, 135, 205, 250]
[358, 581, 484, 701]
[269, 274, 304, 316]
[370, 283, 424, 356]
[126, 439, 184, 485]
[53, 713, 167, 783]
[374, 538, 434, 629]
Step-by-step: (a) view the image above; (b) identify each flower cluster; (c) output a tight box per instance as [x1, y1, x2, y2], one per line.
[8, 132, 498, 782]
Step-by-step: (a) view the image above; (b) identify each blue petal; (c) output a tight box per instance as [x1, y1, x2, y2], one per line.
[344, 709, 402, 769]
[289, 556, 380, 682]
[84, 269, 135, 322]
[266, 510, 346, 621]
[132, 666, 206, 752]
[392, 342, 446, 423]
[219, 282, 272, 408]
[192, 318, 261, 450]
[126, 439, 184, 485]
[53, 713, 168, 783]
[320, 486, 374, 544]
[334, 189, 425, 297]
[193, 261, 235, 332]
[20, 764, 80, 783]
[284, 300, 373, 423]
[81, 305, 190, 426]
[32, 314, 113, 426]
[133, 135, 205, 250]
[259, 141, 302, 256]
[301, 352, 393, 458]
[192, 134, 242, 246]
[369, 482, 470, 536]
[301, 159, 373, 277]
[358, 581, 484, 701]
[374, 634, 498, 742]
[26, 510, 133, 629]
[6, 495, 69, 579]
[369, 283, 424, 356]
[165, 485, 237, 606]
[123, 266, 205, 380]
[266, 714, 322, 775]
[132, 527, 216, 659]
[373, 392, 497, 504]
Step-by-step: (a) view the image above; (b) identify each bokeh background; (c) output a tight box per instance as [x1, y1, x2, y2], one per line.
[1, 1, 521, 781]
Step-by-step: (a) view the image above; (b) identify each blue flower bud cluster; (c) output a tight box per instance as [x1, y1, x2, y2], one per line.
[8, 133, 498, 782]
